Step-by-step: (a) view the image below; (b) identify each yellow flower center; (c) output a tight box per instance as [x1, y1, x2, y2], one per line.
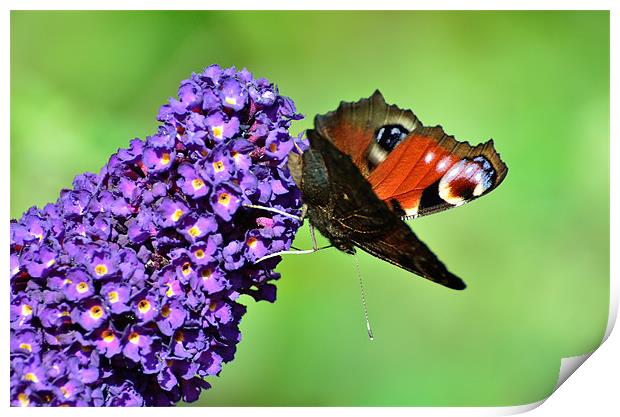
[194, 249, 205, 259]
[269, 142, 278, 152]
[76, 282, 89, 293]
[102, 330, 115, 343]
[160, 152, 171, 165]
[24, 373, 38, 383]
[129, 332, 141, 344]
[138, 299, 151, 314]
[94, 263, 108, 276]
[181, 262, 193, 276]
[246, 237, 258, 249]
[161, 305, 171, 318]
[60, 386, 70, 398]
[212, 126, 224, 139]
[188, 226, 201, 237]
[212, 160, 225, 173]
[171, 208, 184, 222]
[218, 192, 231, 206]
[165, 283, 176, 297]
[46, 258, 56, 268]
[108, 291, 119, 303]
[19, 343, 32, 352]
[225, 96, 237, 106]
[18, 393, 29, 407]
[209, 301, 218, 311]
[191, 178, 205, 190]
[174, 331, 184, 343]
[231, 151, 239, 160]
[201, 268, 213, 280]
[89, 305, 104, 320]
[21, 304, 33, 316]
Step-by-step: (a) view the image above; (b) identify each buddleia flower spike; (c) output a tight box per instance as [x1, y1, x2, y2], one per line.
[10, 65, 306, 406]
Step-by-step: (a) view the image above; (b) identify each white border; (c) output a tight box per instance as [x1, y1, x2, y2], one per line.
[2, 1, 616, 415]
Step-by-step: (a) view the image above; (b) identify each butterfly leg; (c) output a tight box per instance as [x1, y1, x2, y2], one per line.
[309, 223, 319, 251]
[243, 203, 327, 263]
[255, 224, 330, 263]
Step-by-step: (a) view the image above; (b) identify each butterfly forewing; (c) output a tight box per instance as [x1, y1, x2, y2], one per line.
[315, 91, 508, 218]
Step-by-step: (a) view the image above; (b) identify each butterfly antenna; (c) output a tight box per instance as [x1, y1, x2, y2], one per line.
[353, 253, 374, 341]
[242, 204, 303, 221]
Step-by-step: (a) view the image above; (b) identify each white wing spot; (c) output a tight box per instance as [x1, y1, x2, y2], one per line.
[424, 152, 434, 164]
[437, 157, 450, 172]
[446, 166, 459, 180]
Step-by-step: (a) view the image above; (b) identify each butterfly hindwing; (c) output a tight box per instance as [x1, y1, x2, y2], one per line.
[291, 129, 466, 290]
[315, 91, 508, 218]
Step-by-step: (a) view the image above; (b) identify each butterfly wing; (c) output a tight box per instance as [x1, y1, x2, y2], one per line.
[299, 129, 466, 290]
[315, 91, 508, 218]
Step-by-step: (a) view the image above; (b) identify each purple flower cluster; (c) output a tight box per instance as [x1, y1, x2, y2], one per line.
[10, 65, 305, 406]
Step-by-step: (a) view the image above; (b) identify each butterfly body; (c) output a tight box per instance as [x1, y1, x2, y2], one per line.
[289, 132, 399, 256]
[290, 91, 508, 291]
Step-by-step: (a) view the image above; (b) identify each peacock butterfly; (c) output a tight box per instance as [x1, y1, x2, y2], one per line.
[288, 91, 508, 290]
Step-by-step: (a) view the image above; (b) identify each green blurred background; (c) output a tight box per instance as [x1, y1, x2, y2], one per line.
[10, 11, 609, 406]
